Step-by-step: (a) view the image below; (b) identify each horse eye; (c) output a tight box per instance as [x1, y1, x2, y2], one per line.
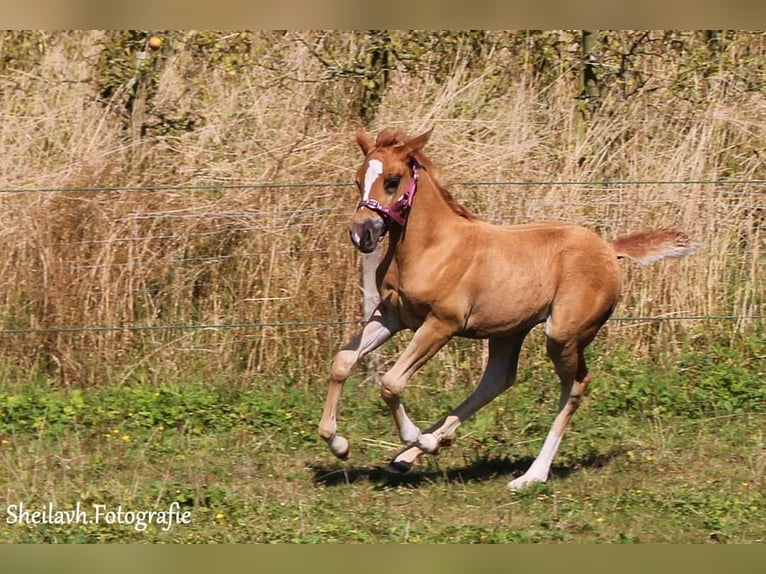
[384, 176, 401, 194]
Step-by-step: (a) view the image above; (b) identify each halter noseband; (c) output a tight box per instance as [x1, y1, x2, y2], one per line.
[356, 162, 419, 228]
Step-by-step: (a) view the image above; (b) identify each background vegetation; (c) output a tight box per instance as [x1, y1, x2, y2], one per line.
[0, 30, 763, 543]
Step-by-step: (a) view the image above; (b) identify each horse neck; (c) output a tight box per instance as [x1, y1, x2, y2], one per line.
[390, 172, 464, 256]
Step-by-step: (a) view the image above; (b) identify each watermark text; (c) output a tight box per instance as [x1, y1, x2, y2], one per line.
[5, 501, 191, 532]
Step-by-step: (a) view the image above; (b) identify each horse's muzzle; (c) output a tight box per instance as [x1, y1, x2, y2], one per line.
[350, 216, 385, 253]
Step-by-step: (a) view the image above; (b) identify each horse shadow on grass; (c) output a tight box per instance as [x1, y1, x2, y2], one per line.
[309, 445, 626, 489]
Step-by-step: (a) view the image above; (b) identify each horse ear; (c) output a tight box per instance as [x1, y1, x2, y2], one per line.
[356, 127, 375, 156]
[401, 127, 433, 155]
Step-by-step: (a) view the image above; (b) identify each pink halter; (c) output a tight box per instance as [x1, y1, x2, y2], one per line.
[356, 163, 419, 228]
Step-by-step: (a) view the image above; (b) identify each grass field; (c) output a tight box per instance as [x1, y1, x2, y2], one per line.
[1, 335, 763, 543]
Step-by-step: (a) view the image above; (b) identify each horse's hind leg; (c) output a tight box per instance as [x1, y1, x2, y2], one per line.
[388, 334, 526, 472]
[318, 305, 402, 459]
[507, 334, 593, 491]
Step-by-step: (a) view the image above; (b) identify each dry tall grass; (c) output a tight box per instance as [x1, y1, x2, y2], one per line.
[0, 31, 762, 385]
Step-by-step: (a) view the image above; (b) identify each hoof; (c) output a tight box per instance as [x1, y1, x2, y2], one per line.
[385, 460, 412, 474]
[507, 475, 545, 492]
[440, 435, 455, 447]
[327, 434, 350, 460]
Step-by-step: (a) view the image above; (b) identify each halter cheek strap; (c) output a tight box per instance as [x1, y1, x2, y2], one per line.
[356, 163, 419, 228]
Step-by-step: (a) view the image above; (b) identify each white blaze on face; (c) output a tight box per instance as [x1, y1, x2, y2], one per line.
[363, 159, 383, 201]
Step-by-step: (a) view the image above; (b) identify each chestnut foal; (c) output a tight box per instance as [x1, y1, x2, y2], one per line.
[318, 128, 697, 491]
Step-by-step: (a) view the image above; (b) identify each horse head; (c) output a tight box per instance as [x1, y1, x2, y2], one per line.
[349, 127, 432, 253]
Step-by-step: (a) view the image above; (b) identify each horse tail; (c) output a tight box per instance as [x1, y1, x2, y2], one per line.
[610, 228, 701, 266]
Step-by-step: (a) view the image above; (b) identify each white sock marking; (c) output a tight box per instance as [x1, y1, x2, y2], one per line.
[508, 429, 562, 491]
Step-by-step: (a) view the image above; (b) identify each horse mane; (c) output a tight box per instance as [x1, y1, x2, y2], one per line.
[374, 129, 477, 222]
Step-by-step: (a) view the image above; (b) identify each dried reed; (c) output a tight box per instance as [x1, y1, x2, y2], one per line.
[0, 31, 761, 385]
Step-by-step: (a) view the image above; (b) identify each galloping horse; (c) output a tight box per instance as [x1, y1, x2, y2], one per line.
[318, 127, 698, 491]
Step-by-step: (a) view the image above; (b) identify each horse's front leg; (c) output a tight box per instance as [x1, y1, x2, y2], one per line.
[380, 316, 454, 448]
[318, 305, 402, 459]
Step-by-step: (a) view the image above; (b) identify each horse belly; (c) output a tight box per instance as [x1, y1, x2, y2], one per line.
[460, 296, 550, 338]
[457, 251, 556, 337]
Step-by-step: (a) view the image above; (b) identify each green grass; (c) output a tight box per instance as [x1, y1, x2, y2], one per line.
[0, 338, 763, 543]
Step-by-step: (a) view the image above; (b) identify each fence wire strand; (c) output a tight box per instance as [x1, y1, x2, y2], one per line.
[0, 178, 761, 339]
[0, 315, 762, 336]
[0, 178, 765, 195]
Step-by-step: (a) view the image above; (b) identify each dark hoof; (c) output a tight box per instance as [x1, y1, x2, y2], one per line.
[385, 460, 412, 474]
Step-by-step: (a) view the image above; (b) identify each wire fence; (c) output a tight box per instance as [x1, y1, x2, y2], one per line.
[0, 177, 765, 195]
[0, 314, 763, 337]
[0, 177, 762, 342]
